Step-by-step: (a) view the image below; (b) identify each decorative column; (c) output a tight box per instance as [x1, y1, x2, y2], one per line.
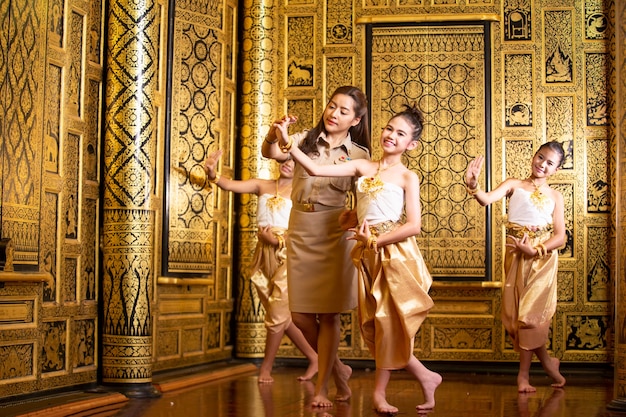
[101, 0, 160, 397]
[609, 0, 626, 411]
[235, 0, 279, 358]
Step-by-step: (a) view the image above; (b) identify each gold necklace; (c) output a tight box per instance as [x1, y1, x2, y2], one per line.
[359, 160, 400, 197]
[529, 178, 548, 210]
[265, 179, 286, 212]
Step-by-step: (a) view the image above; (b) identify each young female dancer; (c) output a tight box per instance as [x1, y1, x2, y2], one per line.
[204, 150, 317, 383]
[261, 86, 371, 407]
[465, 141, 567, 392]
[274, 103, 442, 414]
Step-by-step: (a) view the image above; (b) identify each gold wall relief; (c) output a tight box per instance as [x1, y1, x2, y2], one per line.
[504, 53, 533, 127]
[544, 9, 575, 84]
[368, 23, 490, 279]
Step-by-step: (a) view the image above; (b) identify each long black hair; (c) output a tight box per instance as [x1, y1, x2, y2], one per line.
[299, 86, 371, 155]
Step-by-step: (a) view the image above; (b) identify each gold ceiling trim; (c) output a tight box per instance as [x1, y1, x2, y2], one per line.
[356, 13, 500, 25]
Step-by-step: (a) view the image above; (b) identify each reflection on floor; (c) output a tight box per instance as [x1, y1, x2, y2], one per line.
[113, 364, 620, 417]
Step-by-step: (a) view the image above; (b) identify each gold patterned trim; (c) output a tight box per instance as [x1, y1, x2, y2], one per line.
[506, 223, 553, 240]
[368, 220, 400, 236]
[356, 13, 500, 25]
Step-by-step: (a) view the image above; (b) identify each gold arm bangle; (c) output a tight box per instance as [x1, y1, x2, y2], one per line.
[209, 171, 221, 184]
[279, 137, 293, 153]
[265, 136, 278, 144]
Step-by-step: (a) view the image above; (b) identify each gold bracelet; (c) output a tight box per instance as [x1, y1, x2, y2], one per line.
[275, 234, 285, 250]
[209, 171, 221, 184]
[279, 137, 293, 153]
[539, 243, 547, 256]
[466, 184, 479, 195]
[367, 235, 378, 252]
[265, 136, 278, 144]
[534, 243, 546, 257]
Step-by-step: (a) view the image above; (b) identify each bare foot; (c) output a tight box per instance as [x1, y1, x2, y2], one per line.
[334, 362, 352, 402]
[545, 358, 566, 388]
[311, 393, 333, 408]
[298, 360, 318, 381]
[373, 391, 398, 415]
[517, 375, 536, 393]
[258, 373, 274, 384]
[416, 370, 442, 410]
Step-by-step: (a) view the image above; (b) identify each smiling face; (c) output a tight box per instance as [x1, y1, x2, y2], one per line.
[380, 115, 419, 154]
[531, 147, 562, 179]
[278, 158, 295, 179]
[322, 93, 362, 137]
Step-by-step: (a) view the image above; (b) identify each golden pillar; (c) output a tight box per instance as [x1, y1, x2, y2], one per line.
[101, 0, 160, 397]
[235, 0, 278, 358]
[609, 0, 626, 411]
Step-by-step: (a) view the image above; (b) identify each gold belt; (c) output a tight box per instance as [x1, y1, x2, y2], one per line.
[368, 221, 399, 236]
[506, 223, 553, 239]
[293, 202, 340, 212]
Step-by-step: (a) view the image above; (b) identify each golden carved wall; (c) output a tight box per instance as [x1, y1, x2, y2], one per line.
[0, 0, 103, 398]
[0, 0, 621, 403]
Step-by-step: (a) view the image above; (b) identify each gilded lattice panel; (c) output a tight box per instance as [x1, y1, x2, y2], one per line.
[557, 269, 575, 304]
[552, 183, 574, 258]
[544, 9, 574, 84]
[326, 56, 354, 99]
[504, 53, 533, 127]
[287, 16, 314, 87]
[168, 11, 222, 275]
[584, 0, 609, 41]
[545, 95, 575, 169]
[585, 52, 609, 126]
[72, 319, 96, 369]
[503, 0, 531, 42]
[326, 0, 353, 44]
[41, 192, 59, 303]
[0, 343, 34, 381]
[587, 138, 610, 212]
[44, 64, 61, 173]
[586, 226, 610, 303]
[369, 24, 488, 279]
[41, 320, 67, 374]
[68, 11, 84, 117]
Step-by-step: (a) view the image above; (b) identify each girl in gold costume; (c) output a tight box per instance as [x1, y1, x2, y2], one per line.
[204, 150, 317, 383]
[274, 103, 441, 414]
[262, 86, 371, 408]
[465, 141, 567, 393]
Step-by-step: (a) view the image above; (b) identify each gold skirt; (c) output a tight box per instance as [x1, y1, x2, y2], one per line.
[250, 229, 291, 334]
[351, 227, 433, 369]
[502, 223, 558, 351]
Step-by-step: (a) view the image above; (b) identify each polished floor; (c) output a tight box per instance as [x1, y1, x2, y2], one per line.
[113, 363, 622, 417]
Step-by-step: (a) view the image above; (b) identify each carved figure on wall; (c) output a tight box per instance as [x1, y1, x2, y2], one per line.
[66, 195, 77, 239]
[44, 121, 59, 172]
[586, 13, 607, 39]
[566, 316, 608, 350]
[42, 322, 66, 373]
[506, 11, 530, 41]
[288, 60, 313, 86]
[546, 46, 572, 83]
[0, 346, 31, 380]
[508, 103, 531, 126]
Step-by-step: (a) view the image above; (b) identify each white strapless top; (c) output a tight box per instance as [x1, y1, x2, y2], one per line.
[355, 177, 404, 225]
[508, 188, 554, 227]
[257, 194, 292, 228]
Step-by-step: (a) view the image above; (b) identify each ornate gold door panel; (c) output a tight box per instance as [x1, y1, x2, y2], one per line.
[367, 22, 492, 280]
